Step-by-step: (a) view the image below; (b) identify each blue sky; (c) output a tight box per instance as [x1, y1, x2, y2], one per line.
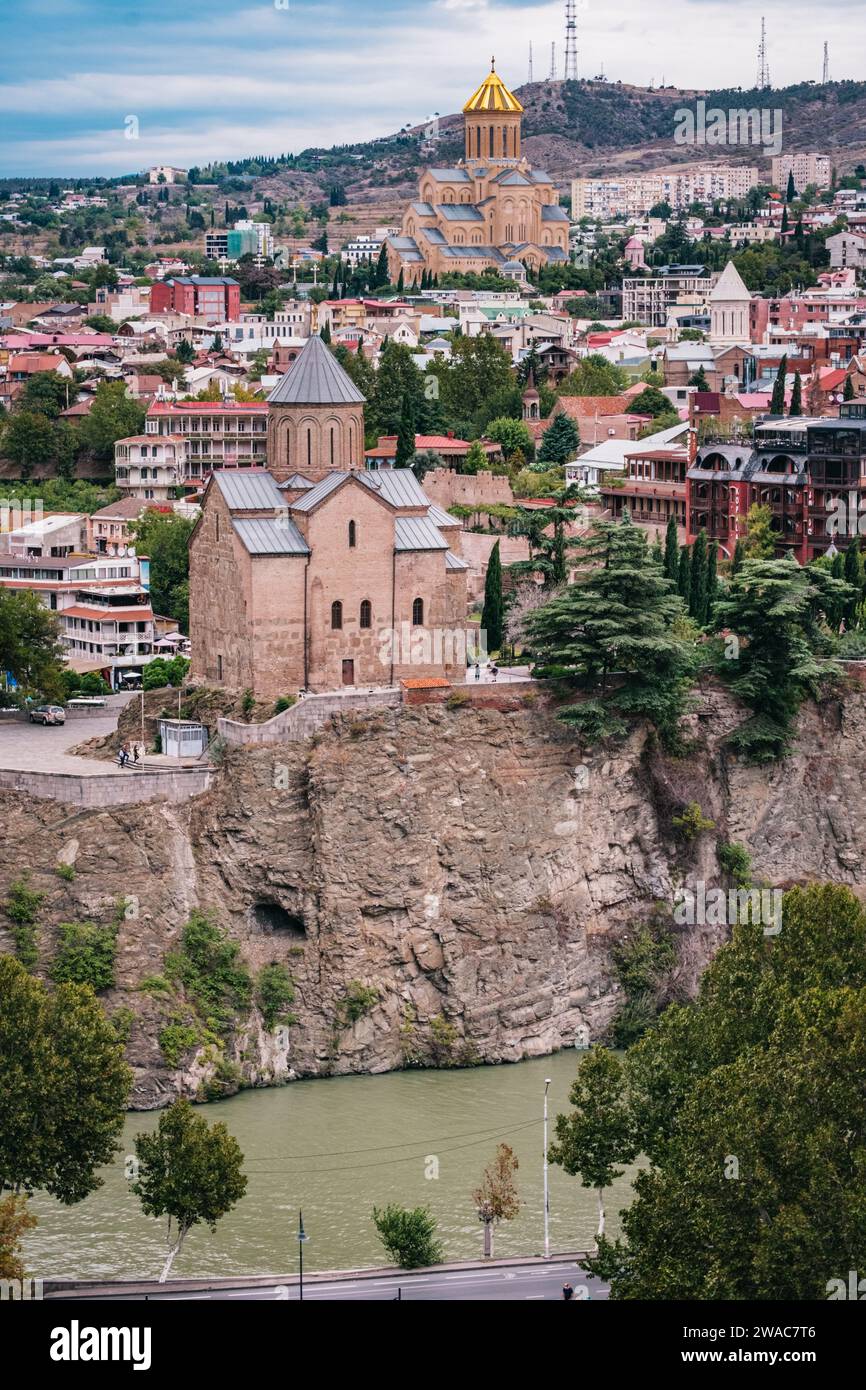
[0, 0, 861, 176]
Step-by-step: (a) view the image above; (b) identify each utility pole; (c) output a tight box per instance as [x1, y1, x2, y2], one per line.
[543, 1078, 552, 1259]
[757, 17, 770, 91]
[564, 0, 578, 82]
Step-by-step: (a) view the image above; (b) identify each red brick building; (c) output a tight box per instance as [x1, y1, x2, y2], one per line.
[149, 276, 241, 321]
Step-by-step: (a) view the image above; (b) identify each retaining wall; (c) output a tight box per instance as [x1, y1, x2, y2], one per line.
[0, 766, 213, 808]
[218, 687, 402, 746]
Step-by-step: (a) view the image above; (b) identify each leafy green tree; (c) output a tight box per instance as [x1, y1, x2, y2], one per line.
[472, 1144, 520, 1258]
[19, 371, 76, 419]
[485, 416, 533, 462]
[714, 556, 850, 761]
[537, 413, 579, 466]
[481, 541, 504, 654]
[526, 516, 697, 742]
[629, 386, 673, 418]
[461, 439, 490, 475]
[594, 885, 866, 1300]
[786, 169, 797, 202]
[3, 411, 56, 479]
[0, 1193, 38, 1284]
[549, 1048, 637, 1242]
[663, 516, 679, 584]
[769, 354, 788, 415]
[843, 538, 865, 628]
[705, 539, 718, 623]
[78, 381, 146, 464]
[131, 510, 195, 630]
[132, 1098, 247, 1282]
[0, 588, 65, 697]
[743, 502, 775, 559]
[0, 956, 131, 1203]
[372, 1204, 443, 1269]
[688, 365, 710, 391]
[558, 354, 629, 397]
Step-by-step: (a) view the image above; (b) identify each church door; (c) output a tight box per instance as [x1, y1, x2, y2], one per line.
[342, 659, 355, 687]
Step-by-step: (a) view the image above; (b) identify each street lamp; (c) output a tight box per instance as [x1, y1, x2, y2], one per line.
[297, 1210, 309, 1301]
[543, 1078, 552, 1259]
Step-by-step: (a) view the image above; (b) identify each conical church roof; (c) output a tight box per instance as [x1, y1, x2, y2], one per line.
[463, 60, 523, 114]
[267, 334, 366, 406]
[710, 260, 752, 302]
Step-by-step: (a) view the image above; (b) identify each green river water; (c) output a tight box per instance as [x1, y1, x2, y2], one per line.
[26, 1051, 641, 1281]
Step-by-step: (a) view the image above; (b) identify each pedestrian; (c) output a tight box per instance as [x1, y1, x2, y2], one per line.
[562, 1283, 574, 1301]
[474, 663, 480, 681]
[131, 743, 140, 766]
[117, 745, 128, 769]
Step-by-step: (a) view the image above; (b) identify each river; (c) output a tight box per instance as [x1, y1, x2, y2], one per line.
[26, 1051, 642, 1281]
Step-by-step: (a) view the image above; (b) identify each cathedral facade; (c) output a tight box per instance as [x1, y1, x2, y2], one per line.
[387, 62, 570, 285]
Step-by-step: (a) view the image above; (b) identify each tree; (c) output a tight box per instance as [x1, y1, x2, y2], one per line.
[537, 413, 579, 466]
[629, 386, 673, 418]
[558, 354, 629, 398]
[844, 373, 855, 402]
[320, 320, 332, 345]
[714, 555, 850, 761]
[19, 371, 75, 419]
[485, 416, 533, 462]
[769, 355, 787, 415]
[131, 510, 195, 630]
[3, 411, 56, 479]
[731, 538, 745, 575]
[742, 502, 775, 560]
[786, 169, 797, 202]
[705, 539, 718, 624]
[373, 244, 390, 289]
[689, 527, 708, 625]
[843, 537, 865, 627]
[677, 544, 691, 609]
[78, 381, 146, 464]
[175, 339, 195, 365]
[461, 439, 490, 475]
[133, 1098, 247, 1282]
[472, 1144, 520, 1258]
[549, 1048, 636, 1243]
[0, 1193, 38, 1284]
[0, 588, 65, 697]
[372, 1204, 443, 1269]
[663, 516, 679, 584]
[593, 885, 866, 1300]
[395, 393, 416, 469]
[526, 516, 698, 743]
[0, 956, 131, 1203]
[688, 365, 710, 391]
[789, 371, 802, 417]
[481, 541, 504, 655]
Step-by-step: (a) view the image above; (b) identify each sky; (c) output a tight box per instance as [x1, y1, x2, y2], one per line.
[0, 0, 863, 177]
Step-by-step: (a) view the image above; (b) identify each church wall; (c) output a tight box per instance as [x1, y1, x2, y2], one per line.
[189, 487, 255, 693]
[247, 557, 308, 701]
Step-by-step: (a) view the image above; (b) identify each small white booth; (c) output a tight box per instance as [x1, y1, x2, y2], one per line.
[157, 719, 209, 760]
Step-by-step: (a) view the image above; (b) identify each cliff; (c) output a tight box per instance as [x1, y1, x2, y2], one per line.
[2, 686, 863, 1109]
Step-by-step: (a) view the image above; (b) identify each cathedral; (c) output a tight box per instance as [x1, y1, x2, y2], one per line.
[387, 61, 570, 285]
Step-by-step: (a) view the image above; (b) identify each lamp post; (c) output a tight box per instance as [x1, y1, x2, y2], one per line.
[297, 1210, 308, 1301]
[543, 1078, 552, 1260]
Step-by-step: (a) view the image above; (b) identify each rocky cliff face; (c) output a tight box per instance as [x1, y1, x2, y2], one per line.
[2, 687, 863, 1109]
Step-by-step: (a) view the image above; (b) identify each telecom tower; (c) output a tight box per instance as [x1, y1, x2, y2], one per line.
[549, 42, 557, 81]
[564, 0, 578, 82]
[757, 17, 770, 90]
[528, 41, 534, 83]
[823, 42, 830, 85]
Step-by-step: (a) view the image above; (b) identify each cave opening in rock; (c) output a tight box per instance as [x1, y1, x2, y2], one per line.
[251, 902, 306, 937]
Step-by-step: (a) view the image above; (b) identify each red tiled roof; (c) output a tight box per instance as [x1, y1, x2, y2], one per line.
[400, 677, 451, 689]
[61, 605, 154, 621]
[147, 401, 268, 415]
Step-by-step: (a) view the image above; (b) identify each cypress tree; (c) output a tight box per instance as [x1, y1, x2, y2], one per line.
[689, 528, 708, 624]
[320, 321, 331, 345]
[652, 535, 664, 566]
[374, 244, 389, 288]
[397, 269, 404, 292]
[663, 515, 679, 583]
[789, 372, 802, 417]
[786, 170, 797, 202]
[395, 394, 416, 469]
[731, 538, 745, 575]
[844, 374, 855, 402]
[781, 205, 789, 235]
[678, 545, 691, 609]
[843, 538, 865, 627]
[770, 355, 787, 415]
[481, 540, 504, 655]
[706, 539, 718, 625]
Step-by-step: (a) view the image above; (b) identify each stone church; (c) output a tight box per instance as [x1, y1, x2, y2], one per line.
[189, 335, 470, 699]
[387, 60, 571, 284]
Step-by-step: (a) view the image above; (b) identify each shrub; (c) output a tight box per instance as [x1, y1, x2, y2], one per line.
[335, 980, 379, 1026]
[4, 875, 44, 970]
[273, 696, 296, 715]
[109, 1007, 135, 1044]
[197, 1053, 243, 1101]
[717, 841, 752, 887]
[158, 1022, 201, 1067]
[56, 862, 76, 882]
[242, 689, 256, 720]
[164, 911, 252, 1034]
[138, 975, 172, 995]
[372, 1204, 444, 1269]
[51, 921, 118, 992]
[672, 802, 715, 841]
[256, 963, 297, 1031]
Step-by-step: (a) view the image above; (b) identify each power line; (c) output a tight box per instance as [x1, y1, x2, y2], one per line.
[241, 1118, 539, 1165]
[241, 1121, 541, 1175]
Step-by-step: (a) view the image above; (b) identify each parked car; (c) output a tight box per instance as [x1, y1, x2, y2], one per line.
[29, 705, 66, 726]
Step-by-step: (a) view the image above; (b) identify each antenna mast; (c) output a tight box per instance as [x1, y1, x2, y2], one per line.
[549, 42, 557, 82]
[564, 0, 578, 82]
[823, 41, 830, 85]
[528, 41, 534, 83]
[757, 17, 770, 90]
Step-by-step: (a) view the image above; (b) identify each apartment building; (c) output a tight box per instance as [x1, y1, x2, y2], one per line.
[770, 153, 832, 192]
[622, 265, 714, 326]
[149, 276, 241, 321]
[116, 400, 270, 492]
[114, 435, 186, 501]
[572, 165, 759, 219]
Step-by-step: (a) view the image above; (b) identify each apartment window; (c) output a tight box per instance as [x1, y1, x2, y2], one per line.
[412, 597, 424, 626]
[359, 599, 372, 630]
[331, 600, 343, 630]
[348, 520, 356, 548]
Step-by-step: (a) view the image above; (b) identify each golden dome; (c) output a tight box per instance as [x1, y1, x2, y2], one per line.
[463, 59, 524, 114]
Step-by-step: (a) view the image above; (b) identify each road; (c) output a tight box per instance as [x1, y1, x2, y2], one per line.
[69, 1262, 609, 1302]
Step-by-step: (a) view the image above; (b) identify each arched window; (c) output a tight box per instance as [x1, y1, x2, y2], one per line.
[359, 599, 372, 629]
[412, 597, 424, 626]
[489, 126, 495, 158]
[330, 427, 335, 466]
[331, 600, 343, 630]
[348, 520, 356, 548]
[307, 429, 312, 469]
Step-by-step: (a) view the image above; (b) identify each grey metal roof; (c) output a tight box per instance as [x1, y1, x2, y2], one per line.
[232, 517, 310, 556]
[420, 227, 448, 245]
[212, 470, 285, 511]
[411, 202, 435, 216]
[360, 469, 429, 509]
[542, 205, 570, 222]
[289, 471, 351, 513]
[278, 472, 315, 490]
[267, 334, 365, 407]
[438, 204, 485, 222]
[445, 549, 469, 571]
[427, 502, 460, 529]
[394, 515, 449, 552]
[428, 169, 472, 182]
